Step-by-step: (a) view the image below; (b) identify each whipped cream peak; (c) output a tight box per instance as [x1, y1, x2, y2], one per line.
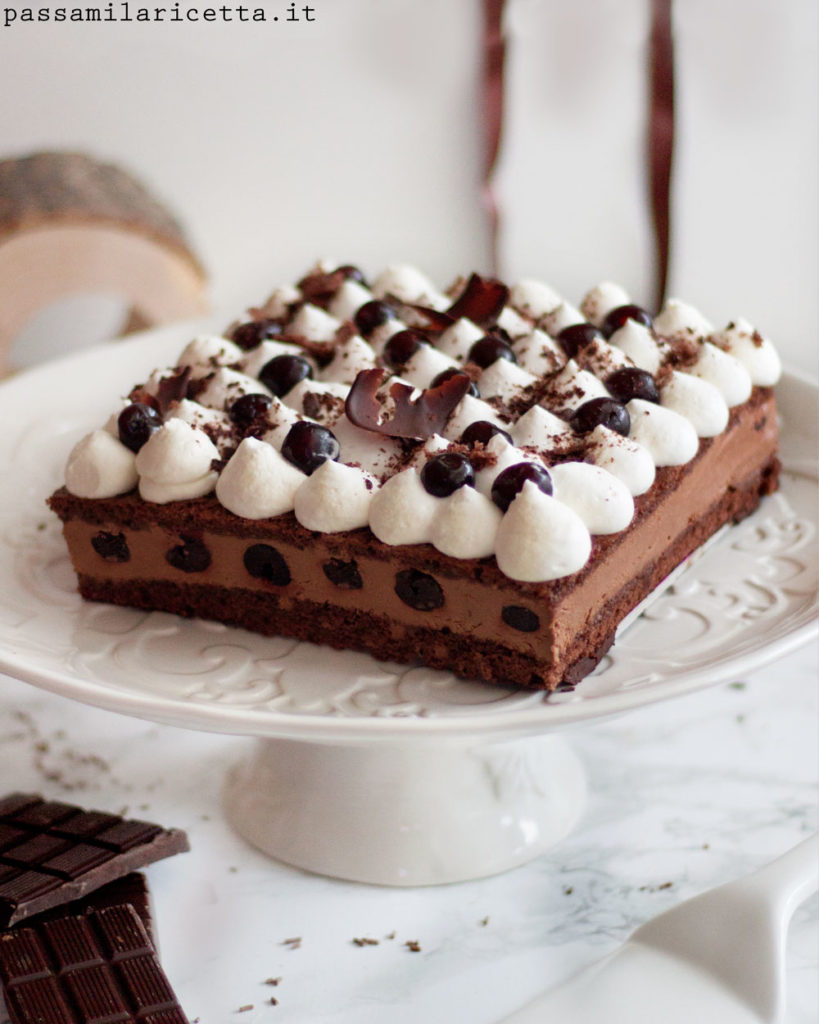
[288, 303, 341, 343]
[239, 338, 307, 379]
[710, 318, 782, 387]
[653, 298, 714, 340]
[437, 317, 484, 362]
[318, 335, 377, 384]
[580, 282, 631, 326]
[586, 425, 656, 496]
[477, 357, 537, 402]
[294, 459, 378, 533]
[509, 279, 562, 319]
[660, 370, 729, 438]
[258, 284, 301, 319]
[196, 368, 271, 411]
[329, 278, 373, 320]
[510, 403, 570, 448]
[495, 481, 591, 582]
[442, 393, 507, 441]
[496, 304, 531, 338]
[541, 359, 611, 414]
[368, 467, 439, 545]
[330, 415, 403, 480]
[474, 435, 537, 497]
[215, 437, 305, 519]
[284, 378, 349, 425]
[627, 398, 699, 466]
[540, 300, 584, 336]
[401, 344, 458, 389]
[372, 264, 443, 307]
[136, 418, 219, 503]
[690, 341, 753, 407]
[430, 484, 501, 560]
[177, 334, 243, 378]
[608, 318, 661, 374]
[166, 399, 233, 452]
[65, 430, 138, 499]
[513, 328, 566, 377]
[549, 461, 634, 535]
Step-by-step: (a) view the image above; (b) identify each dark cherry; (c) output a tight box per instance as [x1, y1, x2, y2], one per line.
[243, 543, 291, 586]
[601, 304, 653, 338]
[570, 397, 631, 436]
[430, 367, 480, 398]
[383, 329, 427, 370]
[420, 452, 475, 497]
[91, 531, 130, 563]
[335, 264, 368, 286]
[354, 299, 396, 337]
[117, 402, 163, 453]
[259, 354, 313, 397]
[491, 462, 553, 512]
[322, 558, 363, 590]
[165, 536, 211, 573]
[605, 366, 660, 404]
[501, 605, 540, 633]
[281, 421, 340, 475]
[460, 420, 513, 446]
[467, 335, 517, 369]
[394, 569, 444, 611]
[557, 322, 604, 359]
[231, 318, 284, 350]
[228, 393, 272, 428]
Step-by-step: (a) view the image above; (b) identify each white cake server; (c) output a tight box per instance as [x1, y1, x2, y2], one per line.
[501, 834, 819, 1024]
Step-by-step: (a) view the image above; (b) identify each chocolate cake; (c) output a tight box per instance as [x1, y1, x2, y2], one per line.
[47, 263, 782, 690]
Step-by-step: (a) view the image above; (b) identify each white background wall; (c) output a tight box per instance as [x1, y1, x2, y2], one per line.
[0, 0, 816, 374]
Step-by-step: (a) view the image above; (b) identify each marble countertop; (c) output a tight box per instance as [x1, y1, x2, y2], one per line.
[1, 639, 816, 1024]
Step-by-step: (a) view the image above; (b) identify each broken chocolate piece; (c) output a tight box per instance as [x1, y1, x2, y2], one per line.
[0, 794, 189, 928]
[344, 368, 471, 440]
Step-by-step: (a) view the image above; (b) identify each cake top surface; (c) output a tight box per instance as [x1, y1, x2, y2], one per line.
[62, 260, 781, 583]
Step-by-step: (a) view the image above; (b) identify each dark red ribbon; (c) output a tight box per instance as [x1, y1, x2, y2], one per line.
[649, 0, 675, 311]
[481, 0, 676, 311]
[482, 0, 506, 275]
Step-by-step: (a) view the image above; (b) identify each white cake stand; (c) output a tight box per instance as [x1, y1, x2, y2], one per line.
[0, 331, 816, 885]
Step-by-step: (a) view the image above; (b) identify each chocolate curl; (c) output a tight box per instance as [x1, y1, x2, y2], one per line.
[482, 0, 507, 275]
[345, 368, 472, 440]
[649, 0, 675, 311]
[446, 272, 509, 326]
[410, 272, 510, 332]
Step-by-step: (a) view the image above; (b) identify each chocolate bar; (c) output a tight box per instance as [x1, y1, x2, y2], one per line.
[39, 874, 155, 947]
[0, 875, 155, 1022]
[0, 903, 188, 1023]
[0, 794, 188, 928]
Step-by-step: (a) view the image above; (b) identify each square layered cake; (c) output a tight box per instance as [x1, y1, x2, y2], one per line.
[48, 263, 781, 690]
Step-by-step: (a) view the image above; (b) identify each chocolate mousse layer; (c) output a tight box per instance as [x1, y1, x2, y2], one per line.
[48, 388, 779, 690]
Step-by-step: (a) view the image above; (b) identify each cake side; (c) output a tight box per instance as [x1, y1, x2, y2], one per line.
[49, 388, 779, 689]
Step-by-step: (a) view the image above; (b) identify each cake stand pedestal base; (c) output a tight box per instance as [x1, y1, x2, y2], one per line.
[223, 732, 587, 886]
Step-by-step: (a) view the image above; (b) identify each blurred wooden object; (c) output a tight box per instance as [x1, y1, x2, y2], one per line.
[0, 152, 208, 376]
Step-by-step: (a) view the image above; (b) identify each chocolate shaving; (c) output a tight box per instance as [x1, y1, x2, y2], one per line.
[446, 272, 509, 327]
[155, 366, 192, 414]
[297, 268, 348, 308]
[409, 272, 510, 333]
[345, 368, 471, 440]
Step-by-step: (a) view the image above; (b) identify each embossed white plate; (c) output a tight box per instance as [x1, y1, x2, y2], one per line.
[0, 328, 816, 742]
